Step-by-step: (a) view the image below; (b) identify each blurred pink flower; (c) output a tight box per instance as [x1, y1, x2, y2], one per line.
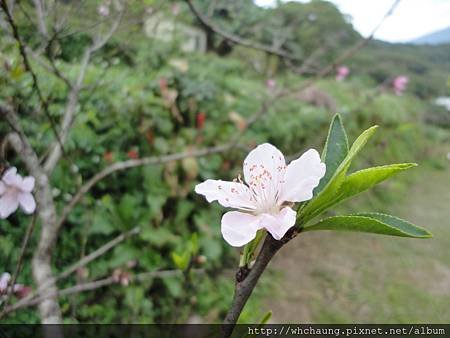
[171, 4, 181, 16]
[336, 66, 349, 81]
[0, 272, 11, 293]
[0, 167, 36, 219]
[112, 268, 130, 286]
[266, 79, 276, 90]
[0, 272, 32, 298]
[195, 143, 326, 247]
[13, 284, 32, 299]
[97, 4, 110, 17]
[392, 75, 409, 95]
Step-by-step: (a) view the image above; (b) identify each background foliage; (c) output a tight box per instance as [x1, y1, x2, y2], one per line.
[0, 0, 449, 324]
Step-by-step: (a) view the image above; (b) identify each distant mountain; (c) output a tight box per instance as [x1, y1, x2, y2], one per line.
[411, 27, 450, 45]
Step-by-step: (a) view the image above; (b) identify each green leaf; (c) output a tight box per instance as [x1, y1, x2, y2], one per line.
[315, 114, 349, 194]
[298, 125, 378, 224]
[303, 213, 432, 238]
[90, 212, 115, 235]
[332, 163, 417, 206]
[171, 251, 190, 270]
[259, 311, 272, 324]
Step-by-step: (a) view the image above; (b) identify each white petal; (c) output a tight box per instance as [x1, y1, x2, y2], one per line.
[0, 272, 11, 292]
[195, 179, 256, 210]
[2, 167, 21, 186]
[280, 149, 326, 203]
[20, 177, 35, 192]
[259, 207, 297, 240]
[221, 211, 261, 247]
[243, 143, 286, 205]
[0, 192, 20, 219]
[18, 192, 36, 214]
[0, 181, 5, 195]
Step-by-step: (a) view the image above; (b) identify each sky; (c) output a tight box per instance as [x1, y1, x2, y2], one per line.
[253, 0, 450, 43]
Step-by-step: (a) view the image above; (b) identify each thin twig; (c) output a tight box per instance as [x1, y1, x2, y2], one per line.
[57, 226, 140, 282]
[0, 215, 37, 313]
[0, 103, 63, 324]
[0, 0, 68, 158]
[57, 143, 236, 228]
[43, 3, 125, 174]
[4, 226, 141, 316]
[5, 269, 204, 313]
[184, 0, 302, 62]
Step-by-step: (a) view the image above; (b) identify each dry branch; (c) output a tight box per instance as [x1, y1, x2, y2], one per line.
[184, 0, 303, 62]
[0, 103, 62, 324]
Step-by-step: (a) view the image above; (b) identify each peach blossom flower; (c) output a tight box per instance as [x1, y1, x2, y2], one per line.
[195, 144, 325, 246]
[0, 167, 36, 219]
[336, 66, 349, 81]
[393, 75, 409, 95]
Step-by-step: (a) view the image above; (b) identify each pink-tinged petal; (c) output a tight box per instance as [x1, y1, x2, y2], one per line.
[0, 192, 19, 219]
[0, 272, 11, 292]
[2, 167, 21, 186]
[0, 181, 5, 195]
[259, 207, 297, 240]
[260, 207, 297, 240]
[195, 179, 256, 211]
[280, 149, 326, 203]
[18, 192, 36, 214]
[243, 143, 286, 204]
[20, 177, 35, 192]
[221, 211, 261, 247]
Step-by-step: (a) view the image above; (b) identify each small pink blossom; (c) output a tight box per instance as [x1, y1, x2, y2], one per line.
[336, 66, 349, 81]
[112, 268, 130, 286]
[195, 143, 326, 247]
[97, 4, 110, 17]
[0, 167, 36, 219]
[171, 4, 181, 16]
[0, 272, 32, 298]
[0, 272, 11, 293]
[266, 79, 276, 90]
[392, 75, 409, 95]
[13, 284, 32, 299]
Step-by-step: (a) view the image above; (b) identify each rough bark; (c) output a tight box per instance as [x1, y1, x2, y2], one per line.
[2, 105, 62, 324]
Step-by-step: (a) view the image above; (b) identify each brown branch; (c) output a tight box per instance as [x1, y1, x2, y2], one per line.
[56, 142, 236, 228]
[0, 215, 37, 313]
[184, 0, 302, 62]
[5, 269, 204, 313]
[32, 0, 48, 39]
[221, 230, 297, 337]
[43, 3, 125, 174]
[0, 103, 62, 324]
[4, 226, 141, 316]
[0, 0, 68, 159]
[57, 226, 140, 282]
[279, 0, 401, 99]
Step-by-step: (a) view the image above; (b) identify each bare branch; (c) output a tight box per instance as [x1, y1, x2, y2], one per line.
[184, 0, 302, 62]
[3, 226, 141, 316]
[5, 269, 204, 313]
[221, 231, 297, 337]
[0, 103, 62, 324]
[57, 226, 140, 282]
[43, 5, 125, 174]
[0, 0, 68, 159]
[0, 215, 37, 312]
[57, 143, 236, 227]
[32, 0, 48, 38]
